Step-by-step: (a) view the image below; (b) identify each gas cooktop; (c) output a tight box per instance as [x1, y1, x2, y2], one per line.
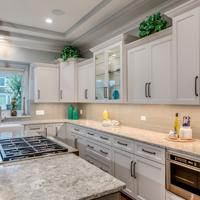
[0, 136, 68, 162]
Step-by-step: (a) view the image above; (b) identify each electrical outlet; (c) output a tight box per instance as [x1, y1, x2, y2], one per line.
[140, 116, 146, 121]
[36, 110, 45, 115]
[80, 109, 83, 115]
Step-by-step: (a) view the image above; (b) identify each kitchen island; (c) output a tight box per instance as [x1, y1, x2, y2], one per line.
[0, 153, 125, 200]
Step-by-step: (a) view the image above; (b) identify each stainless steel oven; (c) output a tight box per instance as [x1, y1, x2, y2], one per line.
[166, 152, 200, 200]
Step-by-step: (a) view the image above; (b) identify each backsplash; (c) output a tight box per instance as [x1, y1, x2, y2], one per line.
[80, 104, 200, 139]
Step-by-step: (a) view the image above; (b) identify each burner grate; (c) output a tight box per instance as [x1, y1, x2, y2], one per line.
[0, 136, 68, 161]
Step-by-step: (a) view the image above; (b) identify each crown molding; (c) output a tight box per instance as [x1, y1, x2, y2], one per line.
[165, 0, 200, 18]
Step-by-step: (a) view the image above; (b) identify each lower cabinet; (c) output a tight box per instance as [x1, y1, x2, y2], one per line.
[113, 148, 137, 199]
[135, 155, 165, 200]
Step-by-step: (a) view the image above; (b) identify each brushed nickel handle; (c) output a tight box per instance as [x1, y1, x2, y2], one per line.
[38, 90, 40, 100]
[142, 148, 156, 155]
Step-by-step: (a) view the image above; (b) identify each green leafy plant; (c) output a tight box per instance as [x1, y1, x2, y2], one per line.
[60, 45, 80, 61]
[139, 12, 168, 38]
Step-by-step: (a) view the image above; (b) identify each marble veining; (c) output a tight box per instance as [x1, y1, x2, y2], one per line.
[0, 154, 125, 200]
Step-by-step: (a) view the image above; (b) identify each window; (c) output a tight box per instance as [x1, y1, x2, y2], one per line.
[0, 61, 29, 116]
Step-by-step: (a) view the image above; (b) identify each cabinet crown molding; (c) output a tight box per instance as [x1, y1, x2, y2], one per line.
[165, 0, 200, 18]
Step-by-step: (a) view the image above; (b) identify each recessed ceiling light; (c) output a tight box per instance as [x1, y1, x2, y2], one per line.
[45, 18, 53, 24]
[52, 9, 65, 16]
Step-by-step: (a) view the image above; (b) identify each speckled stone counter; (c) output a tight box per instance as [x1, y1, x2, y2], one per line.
[0, 154, 125, 200]
[1, 119, 200, 158]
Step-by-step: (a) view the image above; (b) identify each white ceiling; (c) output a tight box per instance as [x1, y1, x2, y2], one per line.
[0, 0, 103, 33]
[0, 0, 188, 53]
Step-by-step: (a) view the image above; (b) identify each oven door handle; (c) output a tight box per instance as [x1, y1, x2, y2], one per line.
[169, 160, 200, 172]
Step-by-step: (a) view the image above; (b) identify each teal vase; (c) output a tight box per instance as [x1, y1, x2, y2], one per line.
[68, 104, 73, 119]
[73, 107, 79, 120]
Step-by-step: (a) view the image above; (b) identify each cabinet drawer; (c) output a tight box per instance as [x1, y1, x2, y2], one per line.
[135, 142, 165, 164]
[97, 132, 112, 145]
[25, 124, 44, 132]
[86, 140, 112, 160]
[113, 137, 135, 153]
[85, 155, 112, 174]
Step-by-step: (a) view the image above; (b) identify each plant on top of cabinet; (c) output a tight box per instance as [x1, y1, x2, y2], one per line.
[139, 12, 169, 38]
[59, 45, 81, 61]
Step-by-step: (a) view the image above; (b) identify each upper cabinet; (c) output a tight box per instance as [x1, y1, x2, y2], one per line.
[77, 59, 94, 102]
[90, 35, 133, 103]
[172, 8, 200, 104]
[127, 30, 172, 104]
[60, 61, 77, 102]
[30, 63, 59, 103]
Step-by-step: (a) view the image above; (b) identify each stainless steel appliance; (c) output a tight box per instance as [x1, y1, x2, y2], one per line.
[0, 136, 68, 162]
[166, 152, 200, 200]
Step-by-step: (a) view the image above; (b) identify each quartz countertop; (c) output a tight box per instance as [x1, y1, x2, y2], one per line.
[0, 154, 125, 200]
[1, 119, 200, 158]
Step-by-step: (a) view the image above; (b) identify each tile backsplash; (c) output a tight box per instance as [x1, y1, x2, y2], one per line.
[80, 103, 200, 139]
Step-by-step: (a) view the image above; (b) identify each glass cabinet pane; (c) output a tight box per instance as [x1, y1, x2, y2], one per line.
[95, 52, 106, 100]
[108, 46, 121, 100]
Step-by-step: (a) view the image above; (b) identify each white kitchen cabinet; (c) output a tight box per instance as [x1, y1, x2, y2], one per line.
[135, 155, 165, 200]
[113, 148, 136, 198]
[90, 34, 133, 103]
[127, 33, 172, 104]
[60, 61, 77, 102]
[127, 45, 149, 103]
[31, 63, 59, 103]
[78, 59, 94, 102]
[172, 8, 200, 104]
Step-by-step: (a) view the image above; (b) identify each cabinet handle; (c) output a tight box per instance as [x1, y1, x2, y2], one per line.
[195, 76, 199, 97]
[100, 167, 108, 173]
[117, 141, 128, 146]
[55, 127, 58, 137]
[38, 90, 40, 100]
[74, 138, 78, 149]
[74, 128, 80, 132]
[130, 161, 134, 177]
[133, 162, 137, 179]
[87, 132, 94, 136]
[145, 83, 148, 98]
[100, 136, 108, 140]
[87, 160, 94, 165]
[87, 144, 94, 149]
[29, 127, 40, 130]
[104, 87, 108, 98]
[85, 89, 88, 99]
[142, 148, 156, 155]
[45, 127, 47, 136]
[60, 90, 63, 100]
[148, 83, 151, 98]
[100, 150, 108, 155]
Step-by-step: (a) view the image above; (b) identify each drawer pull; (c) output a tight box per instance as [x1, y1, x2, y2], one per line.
[87, 132, 94, 136]
[74, 128, 80, 132]
[142, 149, 156, 155]
[29, 127, 40, 130]
[87, 145, 94, 149]
[100, 150, 108, 155]
[100, 136, 108, 140]
[117, 141, 128, 146]
[100, 167, 108, 173]
[87, 160, 94, 165]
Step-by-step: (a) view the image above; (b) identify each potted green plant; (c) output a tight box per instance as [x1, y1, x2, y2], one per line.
[59, 45, 80, 62]
[139, 12, 168, 38]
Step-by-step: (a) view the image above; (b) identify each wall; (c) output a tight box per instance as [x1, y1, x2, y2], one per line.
[80, 103, 200, 139]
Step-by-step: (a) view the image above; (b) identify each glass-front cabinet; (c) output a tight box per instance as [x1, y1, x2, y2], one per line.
[94, 42, 123, 102]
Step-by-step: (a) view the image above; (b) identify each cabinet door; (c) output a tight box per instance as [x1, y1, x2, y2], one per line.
[34, 66, 59, 102]
[55, 124, 66, 139]
[172, 8, 200, 104]
[149, 36, 172, 104]
[60, 62, 77, 102]
[76, 137, 86, 159]
[113, 148, 136, 198]
[107, 45, 121, 101]
[78, 65, 89, 102]
[95, 52, 107, 101]
[127, 45, 149, 103]
[45, 124, 56, 137]
[135, 155, 165, 200]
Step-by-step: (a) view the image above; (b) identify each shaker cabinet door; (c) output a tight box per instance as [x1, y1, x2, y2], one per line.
[127, 45, 149, 103]
[172, 8, 200, 104]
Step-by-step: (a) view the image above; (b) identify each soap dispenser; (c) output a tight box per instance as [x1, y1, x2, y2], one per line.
[68, 104, 73, 120]
[73, 107, 79, 120]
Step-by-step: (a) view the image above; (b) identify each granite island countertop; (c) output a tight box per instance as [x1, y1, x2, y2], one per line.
[1, 119, 200, 158]
[0, 153, 125, 200]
